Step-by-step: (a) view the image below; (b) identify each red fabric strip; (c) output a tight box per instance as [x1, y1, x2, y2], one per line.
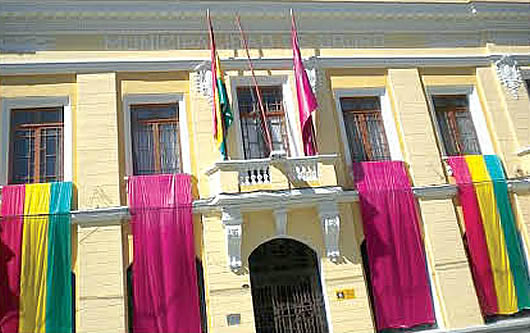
[446, 156, 498, 315]
[128, 174, 201, 333]
[354, 161, 435, 330]
[0, 185, 25, 332]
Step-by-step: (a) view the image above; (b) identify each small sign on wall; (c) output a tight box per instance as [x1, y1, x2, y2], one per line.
[336, 288, 355, 300]
[227, 313, 241, 326]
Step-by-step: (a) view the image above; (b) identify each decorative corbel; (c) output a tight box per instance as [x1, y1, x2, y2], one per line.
[318, 201, 341, 263]
[495, 55, 523, 99]
[305, 56, 328, 95]
[192, 61, 213, 104]
[222, 207, 243, 272]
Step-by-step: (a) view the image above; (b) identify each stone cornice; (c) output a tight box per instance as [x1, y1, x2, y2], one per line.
[0, 1, 528, 35]
[0, 1, 528, 20]
[2, 53, 530, 75]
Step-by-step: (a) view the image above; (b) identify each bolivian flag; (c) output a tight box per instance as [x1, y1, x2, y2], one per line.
[207, 11, 233, 160]
[447, 155, 530, 316]
[0, 182, 73, 333]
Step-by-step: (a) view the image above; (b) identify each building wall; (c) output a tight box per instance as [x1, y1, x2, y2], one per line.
[1, 13, 530, 333]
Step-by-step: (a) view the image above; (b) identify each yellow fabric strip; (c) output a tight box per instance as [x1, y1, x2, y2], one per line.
[214, 55, 224, 150]
[19, 183, 51, 333]
[465, 155, 518, 314]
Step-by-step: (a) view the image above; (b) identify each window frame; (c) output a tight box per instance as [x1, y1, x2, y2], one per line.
[1, 96, 72, 185]
[230, 76, 302, 159]
[426, 86, 494, 157]
[123, 94, 190, 176]
[334, 88, 403, 169]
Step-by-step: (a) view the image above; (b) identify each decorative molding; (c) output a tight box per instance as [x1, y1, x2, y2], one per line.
[1, 2, 528, 53]
[1, 2, 528, 27]
[3, 54, 530, 76]
[495, 55, 524, 99]
[222, 207, 243, 271]
[318, 201, 341, 262]
[274, 207, 288, 236]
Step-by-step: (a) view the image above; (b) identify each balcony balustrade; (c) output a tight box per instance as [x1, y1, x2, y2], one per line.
[205, 153, 339, 196]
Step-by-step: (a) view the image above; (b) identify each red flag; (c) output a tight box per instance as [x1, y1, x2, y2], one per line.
[291, 9, 318, 156]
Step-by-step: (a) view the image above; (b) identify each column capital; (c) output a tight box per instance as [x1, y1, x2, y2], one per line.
[494, 55, 523, 100]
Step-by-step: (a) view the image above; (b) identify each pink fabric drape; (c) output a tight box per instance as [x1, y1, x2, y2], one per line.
[291, 12, 318, 156]
[354, 161, 435, 330]
[0, 185, 25, 333]
[128, 174, 201, 333]
[446, 156, 498, 315]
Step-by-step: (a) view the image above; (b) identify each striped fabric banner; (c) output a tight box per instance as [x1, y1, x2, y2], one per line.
[0, 182, 73, 333]
[448, 155, 530, 316]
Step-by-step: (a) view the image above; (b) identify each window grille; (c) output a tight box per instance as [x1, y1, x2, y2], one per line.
[432, 95, 481, 156]
[340, 97, 390, 162]
[131, 103, 181, 175]
[237, 86, 290, 159]
[9, 107, 64, 184]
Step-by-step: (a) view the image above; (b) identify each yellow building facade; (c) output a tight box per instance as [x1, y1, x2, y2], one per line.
[1, 1, 530, 333]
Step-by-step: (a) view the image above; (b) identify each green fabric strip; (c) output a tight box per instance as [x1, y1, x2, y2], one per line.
[484, 155, 530, 310]
[46, 182, 73, 333]
[216, 78, 233, 159]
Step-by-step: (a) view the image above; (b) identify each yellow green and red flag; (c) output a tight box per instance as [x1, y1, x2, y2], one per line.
[0, 182, 73, 333]
[207, 11, 233, 159]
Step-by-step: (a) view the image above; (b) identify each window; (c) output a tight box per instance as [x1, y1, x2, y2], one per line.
[9, 107, 64, 184]
[237, 86, 290, 159]
[340, 96, 391, 162]
[130, 103, 181, 175]
[432, 95, 481, 156]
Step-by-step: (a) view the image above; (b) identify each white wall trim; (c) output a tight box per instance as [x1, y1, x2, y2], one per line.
[229, 75, 302, 158]
[319, 258, 334, 333]
[122, 93, 190, 176]
[0, 96, 72, 185]
[333, 88, 403, 171]
[4, 54, 530, 76]
[469, 87, 495, 155]
[425, 85, 495, 156]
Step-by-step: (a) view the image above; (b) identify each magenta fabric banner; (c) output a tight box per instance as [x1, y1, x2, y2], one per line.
[291, 11, 318, 156]
[0, 185, 25, 333]
[446, 156, 498, 315]
[353, 161, 435, 330]
[128, 174, 201, 333]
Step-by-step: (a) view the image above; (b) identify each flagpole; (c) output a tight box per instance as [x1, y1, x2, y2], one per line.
[235, 14, 274, 156]
[207, 9, 231, 160]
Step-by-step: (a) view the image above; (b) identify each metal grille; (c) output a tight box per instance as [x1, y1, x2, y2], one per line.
[9, 107, 64, 184]
[249, 239, 329, 333]
[340, 97, 390, 162]
[433, 95, 481, 156]
[237, 86, 290, 159]
[131, 103, 181, 175]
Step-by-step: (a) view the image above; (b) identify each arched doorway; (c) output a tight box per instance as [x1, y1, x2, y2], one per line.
[249, 238, 329, 333]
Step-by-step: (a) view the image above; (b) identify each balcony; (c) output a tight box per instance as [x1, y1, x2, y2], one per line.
[205, 153, 339, 196]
